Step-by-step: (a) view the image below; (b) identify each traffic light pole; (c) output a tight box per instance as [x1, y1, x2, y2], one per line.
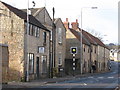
[73, 54, 76, 76]
[70, 47, 77, 76]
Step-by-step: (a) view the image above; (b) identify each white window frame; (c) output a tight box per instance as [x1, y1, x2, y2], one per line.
[41, 56, 47, 73]
[58, 52, 62, 65]
[58, 28, 62, 44]
[28, 53, 34, 74]
[38, 46, 45, 53]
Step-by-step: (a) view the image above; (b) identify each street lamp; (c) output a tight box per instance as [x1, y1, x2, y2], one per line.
[26, 0, 30, 82]
[26, 0, 35, 82]
[80, 7, 98, 74]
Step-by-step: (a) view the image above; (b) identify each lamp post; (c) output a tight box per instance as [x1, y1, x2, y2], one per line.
[26, 0, 35, 82]
[26, 0, 30, 82]
[80, 7, 97, 74]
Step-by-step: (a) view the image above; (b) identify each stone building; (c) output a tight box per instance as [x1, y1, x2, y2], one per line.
[81, 27, 110, 72]
[0, 44, 9, 83]
[63, 18, 110, 74]
[64, 18, 91, 75]
[110, 49, 120, 62]
[54, 18, 66, 76]
[22, 8, 66, 77]
[0, 1, 50, 81]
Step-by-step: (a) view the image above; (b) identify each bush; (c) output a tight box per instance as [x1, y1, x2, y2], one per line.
[53, 67, 58, 77]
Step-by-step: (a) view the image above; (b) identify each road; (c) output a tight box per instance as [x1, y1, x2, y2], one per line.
[36, 61, 120, 90]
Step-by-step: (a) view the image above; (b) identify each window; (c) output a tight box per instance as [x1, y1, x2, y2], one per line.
[50, 31, 52, 41]
[28, 53, 34, 74]
[41, 56, 47, 73]
[91, 46, 93, 52]
[28, 24, 32, 35]
[84, 47, 85, 52]
[38, 46, 45, 53]
[35, 27, 40, 37]
[88, 48, 89, 53]
[32, 26, 35, 36]
[58, 52, 62, 65]
[35, 27, 37, 37]
[43, 32, 47, 43]
[37, 28, 40, 37]
[58, 28, 62, 44]
[95, 47, 96, 53]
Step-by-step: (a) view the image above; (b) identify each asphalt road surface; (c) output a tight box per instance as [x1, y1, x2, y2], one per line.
[36, 61, 120, 90]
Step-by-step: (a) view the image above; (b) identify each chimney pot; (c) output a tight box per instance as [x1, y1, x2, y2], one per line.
[66, 18, 68, 22]
[76, 19, 78, 23]
[71, 19, 79, 30]
[63, 18, 69, 29]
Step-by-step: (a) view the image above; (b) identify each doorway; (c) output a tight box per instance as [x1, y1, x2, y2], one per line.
[36, 57, 40, 79]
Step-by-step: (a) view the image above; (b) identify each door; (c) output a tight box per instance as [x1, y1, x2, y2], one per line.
[36, 57, 40, 79]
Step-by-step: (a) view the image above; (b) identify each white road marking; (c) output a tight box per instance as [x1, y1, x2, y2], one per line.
[98, 77, 104, 79]
[108, 77, 114, 79]
[88, 77, 94, 78]
[83, 83, 87, 85]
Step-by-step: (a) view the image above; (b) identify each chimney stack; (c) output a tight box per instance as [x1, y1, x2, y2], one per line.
[63, 18, 69, 29]
[71, 19, 79, 30]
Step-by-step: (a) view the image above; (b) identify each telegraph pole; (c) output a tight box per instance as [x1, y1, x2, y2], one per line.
[50, 7, 55, 78]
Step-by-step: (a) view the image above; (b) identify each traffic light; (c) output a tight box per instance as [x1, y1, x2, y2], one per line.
[71, 47, 77, 54]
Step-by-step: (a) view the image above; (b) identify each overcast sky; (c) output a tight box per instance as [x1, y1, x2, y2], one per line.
[1, 0, 119, 44]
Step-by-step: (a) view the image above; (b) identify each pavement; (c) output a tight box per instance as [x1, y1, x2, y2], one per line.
[2, 71, 111, 88]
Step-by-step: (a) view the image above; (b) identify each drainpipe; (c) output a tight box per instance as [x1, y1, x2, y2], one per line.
[104, 47, 105, 71]
[49, 31, 51, 78]
[90, 45, 92, 73]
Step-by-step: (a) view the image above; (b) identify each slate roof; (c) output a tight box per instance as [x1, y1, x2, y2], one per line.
[1, 1, 49, 31]
[69, 28, 90, 45]
[69, 27, 109, 49]
[21, 7, 44, 16]
[82, 29, 97, 45]
[79, 29, 109, 49]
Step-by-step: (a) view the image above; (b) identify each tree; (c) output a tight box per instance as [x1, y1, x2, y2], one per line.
[86, 28, 103, 41]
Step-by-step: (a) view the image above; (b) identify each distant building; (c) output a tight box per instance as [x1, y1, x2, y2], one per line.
[110, 49, 120, 61]
[64, 18, 91, 74]
[63, 18, 110, 75]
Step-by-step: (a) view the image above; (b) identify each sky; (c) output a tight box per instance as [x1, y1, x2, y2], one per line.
[1, 0, 119, 44]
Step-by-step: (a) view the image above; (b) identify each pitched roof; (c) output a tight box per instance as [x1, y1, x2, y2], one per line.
[54, 18, 60, 24]
[21, 7, 44, 16]
[79, 29, 109, 49]
[82, 30, 97, 45]
[69, 28, 90, 45]
[1, 1, 49, 31]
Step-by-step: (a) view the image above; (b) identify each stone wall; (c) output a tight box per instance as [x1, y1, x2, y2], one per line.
[82, 44, 90, 73]
[55, 19, 66, 71]
[97, 46, 105, 71]
[0, 44, 9, 83]
[24, 28, 50, 79]
[0, 2, 25, 81]
[66, 29, 91, 74]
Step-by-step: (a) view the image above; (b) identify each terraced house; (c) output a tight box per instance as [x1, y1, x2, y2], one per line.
[63, 18, 110, 75]
[22, 7, 66, 77]
[0, 1, 50, 81]
[64, 18, 91, 74]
